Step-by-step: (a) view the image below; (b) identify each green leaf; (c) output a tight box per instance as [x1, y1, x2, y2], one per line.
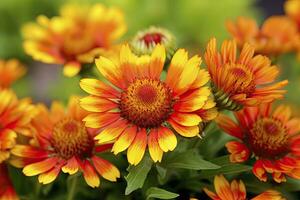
[146, 187, 179, 200]
[163, 150, 220, 170]
[125, 154, 153, 195]
[198, 163, 252, 178]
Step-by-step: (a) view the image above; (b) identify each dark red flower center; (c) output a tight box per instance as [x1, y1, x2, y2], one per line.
[248, 117, 289, 159]
[140, 33, 164, 47]
[51, 118, 94, 159]
[120, 78, 173, 128]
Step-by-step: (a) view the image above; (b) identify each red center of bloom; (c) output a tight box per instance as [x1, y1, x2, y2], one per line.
[248, 118, 289, 159]
[140, 33, 164, 47]
[227, 64, 256, 96]
[120, 78, 173, 128]
[52, 118, 94, 159]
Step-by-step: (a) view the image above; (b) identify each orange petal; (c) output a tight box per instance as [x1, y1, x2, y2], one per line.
[226, 141, 250, 163]
[38, 165, 62, 184]
[157, 127, 177, 152]
[127, 129, 147, 165]
[83, 112, 120, 129]
[80, 160, 100, 188]
[253, 160, 267, 182]
[63, 61, 81, 77]
[216, 114, 243, 139]
[91, 156, 120, 182]
[170, 112, 202, 127]
[11, 145, 48, 159]
[112, 126, 137, 155]
[95, 120, 128, 143]
[80, 78, 119, 98]
[23, 157, 58, 176]
[149, 44, 166, 79]
[148, 129, 163, 162]
[95, 56, 125, 89]
[214, 175, 234, 200]
[168, 119, 199, 137]
[272, 105, 291, 123]
[252, 190, 285, 200]
[80, 96, 118, 112]
[62, 157, 79, 175]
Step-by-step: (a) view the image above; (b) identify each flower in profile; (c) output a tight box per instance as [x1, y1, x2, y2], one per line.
[80, 44, 217, 165]
[205, 38, 288, 111]
[0, 59, 26, 89]
[0, 164, 19, 200]
[22, 3, 126, 77]
[226, 16, 300, 56]
[216, 104, 300, 183]
[285, 0, 300, 29]
[0, 90, 35, 163]
[11, 97, 120, 188]
[203, 174, 285, 200]
[130, 26, 176, 60]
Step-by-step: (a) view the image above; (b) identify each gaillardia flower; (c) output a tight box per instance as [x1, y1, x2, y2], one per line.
[0, 90, 35, 163]
[130, 26, 176, 60]
[80, 44, 217, 165]
[205, 38, 287, 111]
[23, 3, 126, 77]
[226, 16, 300, 56]
[285, 0, 300, 29]
[217, 104, 300, 183]
[203, 175, 285, 200]
[0, 164, 19, 200]
[0, 59, 26, 89]
[11, 97, 120, 188]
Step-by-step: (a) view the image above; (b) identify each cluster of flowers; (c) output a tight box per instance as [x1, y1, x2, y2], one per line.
[1, 1, 300, 199]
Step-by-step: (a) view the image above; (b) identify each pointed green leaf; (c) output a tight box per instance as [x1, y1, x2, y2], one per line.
[125, 154, 153, 195]
[146, 187, 179, 200]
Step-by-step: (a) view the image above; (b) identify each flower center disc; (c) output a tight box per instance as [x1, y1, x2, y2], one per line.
[52, 118, 94, 159]
[140, 33, 164, 47]
[120, 79, 173, 128]
[227, 64, 255, 95]
[249, 118, 289, 159]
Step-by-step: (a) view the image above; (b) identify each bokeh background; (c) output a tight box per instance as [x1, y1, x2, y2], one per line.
[1, 0, 300, 199]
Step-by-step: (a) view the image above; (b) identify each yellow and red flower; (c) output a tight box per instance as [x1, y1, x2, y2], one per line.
[205, 38, 287, 111]
[0, 164, 19, 200]
[203, 174, 285, 200]
[0, 90, 35, 163]
[216, 104, 300, 183]
[226, 16, 300, 56]
[285, 0, 300, 29]
[0, 59, 26, 89]
[23, 3, 126, 77]
[11, 97, 120, 188]
[80, 44, 217, 165]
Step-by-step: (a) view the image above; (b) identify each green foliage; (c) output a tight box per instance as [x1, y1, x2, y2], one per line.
[146, 187, 179, 200]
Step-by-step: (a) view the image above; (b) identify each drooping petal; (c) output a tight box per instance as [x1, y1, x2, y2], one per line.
[91, 156, 120, 181]
[157, 126, 177, 152]
[80, 160, 100, 188]
[95, 119, 128, 143]
[168, 119, 199, 137]
[148, 129, 163, 162]
[127, 129, 147, 165]
[170, 112, 202, 127]
[38, 164, 62, 184]
[214, 175, 234, 200]
[216, 114, 244, 139]
[225, 141, 250, 163]
[63, 61, 81, 77]
[62, 157, 79, 175]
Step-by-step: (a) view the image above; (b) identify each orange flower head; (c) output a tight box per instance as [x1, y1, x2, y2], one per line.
[11, 97, 120, 188]
[285, 0, 300, 29]
[0, 164, 19, 200]
[22, 3, 126, 77]
[226, 16, 300, 55]
[203, 174, 285, 200]
[80, 44, 217, 165]
[216, 103, 300, 183]
[130, 26, 176, 60]
[0, 90, 35, 163]
[0, 59, 26, 89]
[205, 38, 288, 111]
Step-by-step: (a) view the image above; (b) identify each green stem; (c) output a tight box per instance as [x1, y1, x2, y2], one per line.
[67, 176, 78, 200]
